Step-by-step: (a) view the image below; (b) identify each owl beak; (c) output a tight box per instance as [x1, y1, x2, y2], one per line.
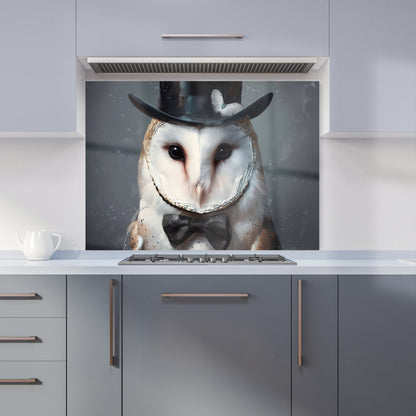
[194, 184, 206, 206]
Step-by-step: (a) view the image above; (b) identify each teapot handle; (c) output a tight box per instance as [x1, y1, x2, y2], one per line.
[51, 234, 61, 252]
[15, 231, 24, 248]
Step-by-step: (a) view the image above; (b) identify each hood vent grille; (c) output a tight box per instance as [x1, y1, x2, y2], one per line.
[89, 61, 315, 74]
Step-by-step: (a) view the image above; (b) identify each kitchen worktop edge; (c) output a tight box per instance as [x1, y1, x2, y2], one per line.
[0, 250, 414, 275]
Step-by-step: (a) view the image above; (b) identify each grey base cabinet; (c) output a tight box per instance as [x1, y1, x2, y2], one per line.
[67, 275, 121, 416]
[339, 275, 416, 416]
[123, 275, 291, 416]
[292, 276, 338, 416]
[0, 275, 66, 416]
[65, 272, 416, 416]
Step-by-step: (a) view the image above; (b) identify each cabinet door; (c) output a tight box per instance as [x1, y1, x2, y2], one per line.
[67, 275, 121, 416]
[77, 0, 328, 57]
[124, 275, 291, 416]
[330, 0, 416, 134]
[292, 276, 337, 416]
[0, 0, 76, 133]
[339, 275, 416, 416]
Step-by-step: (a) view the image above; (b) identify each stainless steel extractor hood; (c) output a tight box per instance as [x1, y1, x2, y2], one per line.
[86, 57, 319, 74]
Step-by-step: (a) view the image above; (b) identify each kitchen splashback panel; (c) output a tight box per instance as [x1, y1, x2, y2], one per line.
[86, 81, 319, 250]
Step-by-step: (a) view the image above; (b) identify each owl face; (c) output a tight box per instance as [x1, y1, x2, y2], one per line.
[145, 121, 256, 214]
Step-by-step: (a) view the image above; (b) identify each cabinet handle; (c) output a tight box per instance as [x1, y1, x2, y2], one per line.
[0, 336, 39, 342]
[297, 279, 303, 367]
[161, 293, 248, 298]
[109, 279, 115, 367]
[0, 378, 40, 385]
[0, 293, 38, 299]
[162, 34, 243, 39]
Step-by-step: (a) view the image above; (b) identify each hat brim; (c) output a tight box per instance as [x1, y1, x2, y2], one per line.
[128, 92, 273, 127]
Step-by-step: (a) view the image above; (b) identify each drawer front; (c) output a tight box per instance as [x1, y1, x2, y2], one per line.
[0, 362, 65, 416]
[0, 318, 65, 361]
[0, 275, 65, 317]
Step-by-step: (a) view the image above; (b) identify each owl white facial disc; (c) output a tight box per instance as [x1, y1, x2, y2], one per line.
[145, 122, 256, 214]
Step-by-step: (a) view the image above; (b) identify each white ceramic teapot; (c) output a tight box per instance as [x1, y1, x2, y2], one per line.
[16, 230, 61, 260]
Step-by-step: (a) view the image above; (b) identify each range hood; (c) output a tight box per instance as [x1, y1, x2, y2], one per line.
[86, 57, 320, 74]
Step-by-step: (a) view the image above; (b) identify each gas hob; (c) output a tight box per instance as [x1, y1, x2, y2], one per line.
[119, 253, 296, 265]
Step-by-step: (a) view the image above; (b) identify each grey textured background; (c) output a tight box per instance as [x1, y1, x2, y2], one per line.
[86, 81, 319, 250]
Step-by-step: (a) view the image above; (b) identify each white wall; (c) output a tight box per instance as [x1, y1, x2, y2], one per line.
[0, 137, 415, 250]
[0, 138, 85, 249]
[321, 138, 416, 249]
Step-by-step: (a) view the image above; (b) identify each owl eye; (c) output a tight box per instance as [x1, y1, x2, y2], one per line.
[168, 144, 185, 161]
[214, 143, 232, 161]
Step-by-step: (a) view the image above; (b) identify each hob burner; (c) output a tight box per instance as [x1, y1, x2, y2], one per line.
[119, 253, 296, 265]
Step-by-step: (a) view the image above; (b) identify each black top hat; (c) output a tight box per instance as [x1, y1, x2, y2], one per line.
[128, 81, 273, 127]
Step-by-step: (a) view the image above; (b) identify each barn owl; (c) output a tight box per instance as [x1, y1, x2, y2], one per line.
[126, 82, 280, 250]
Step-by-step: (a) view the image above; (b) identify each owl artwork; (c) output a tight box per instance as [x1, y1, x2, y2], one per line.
[126, 81, 281, 251]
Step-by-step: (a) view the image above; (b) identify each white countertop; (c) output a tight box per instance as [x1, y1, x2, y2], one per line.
[0, 251, 415, 275]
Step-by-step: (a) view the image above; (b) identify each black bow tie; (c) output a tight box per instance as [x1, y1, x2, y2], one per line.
[162, 213, 232, 250]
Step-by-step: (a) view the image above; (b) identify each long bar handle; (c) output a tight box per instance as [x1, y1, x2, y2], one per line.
[0, 336, 38, 342]
[161, 293, 248, 298]
[0, 378, 39, 385]
[298, 279, 303, 367]
[109, 279, 115, 366]
[0, 293, 38, 299]
[162, 34, 243, 39]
